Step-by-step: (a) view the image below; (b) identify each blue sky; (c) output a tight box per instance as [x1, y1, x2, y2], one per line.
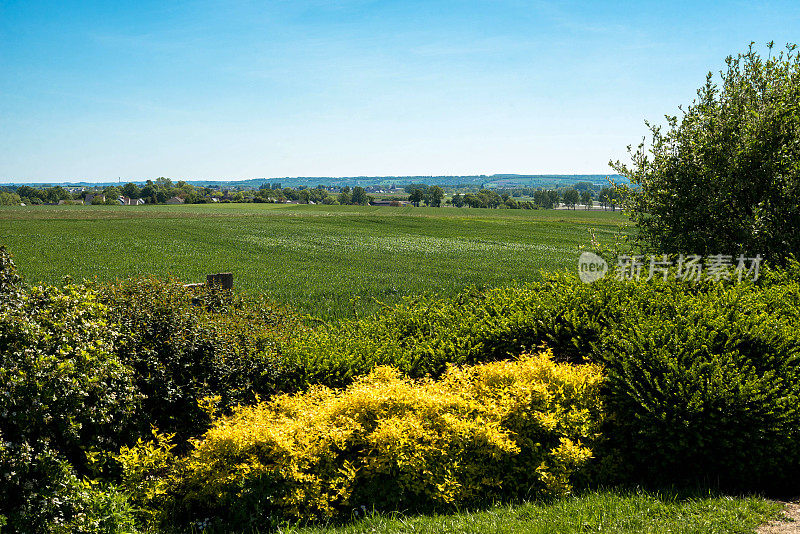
[1, 1, 799, 182]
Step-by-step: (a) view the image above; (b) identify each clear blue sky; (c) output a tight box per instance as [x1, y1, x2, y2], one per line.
[1, 1, 799, 183]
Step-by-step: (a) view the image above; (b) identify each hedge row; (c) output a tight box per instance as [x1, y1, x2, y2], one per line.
[0, 247, 301, 533]
[3, 241, 800, 532]
[281, 266, 800, 491]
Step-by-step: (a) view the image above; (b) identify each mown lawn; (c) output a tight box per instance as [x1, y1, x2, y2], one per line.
[277, 490, 783, 534]
[0, 203, 626, 319]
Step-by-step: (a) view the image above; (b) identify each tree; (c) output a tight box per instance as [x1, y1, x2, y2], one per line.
[612, 43, 800, 260]
[408, 188, 424, 207]
[580, 190, 593, 210]
[452, 193, 464, 208]
[533, 189, 546, 208]
[121, 183, 141, 199]
[103, 186, 121, 199]
[0, 192, 21, 205]
[140, 184, 156, 203]
[562, 188, 580, 209]
[547, 190, 560, 209]
[426, 186, 444, 207]
[16, 186, 42, 202]
[283, 188, 299, 201]
[598, 187, 609, 210]
[351, 186, 368, 205]
[45, 186, 69, 203]
[597, 186, 619, 211]
[338, 186, 352, 205]
[476, 189, 501, 208]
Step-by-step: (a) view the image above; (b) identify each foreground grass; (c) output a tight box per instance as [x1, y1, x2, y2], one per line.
[277, 490, 783, 534]
[0, 204, 626, 320]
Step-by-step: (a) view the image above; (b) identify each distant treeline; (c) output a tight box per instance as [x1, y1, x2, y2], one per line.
[1, 179, 215, 205]
[0, 180, 379, 206]
[404, 183, 621, 210]
[3, 174, 626, 192]
[0, 179, 622, 209]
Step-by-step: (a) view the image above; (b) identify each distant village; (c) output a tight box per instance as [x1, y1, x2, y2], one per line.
[0, 178, 620, 210]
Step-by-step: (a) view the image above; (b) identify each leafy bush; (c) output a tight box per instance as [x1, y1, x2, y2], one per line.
[284, 266, 800, 491]
[0, 247, 139, 532]
[594, 272, 800, 491]
[0, 249, 303, 532]
[98, 278, 304, 443]
[161, 352, 603, 530]
[281, 273, 629, 388]
[612, 43, 800, 261]
[60, 480, 139, 534]
[115, 430, 178, 529]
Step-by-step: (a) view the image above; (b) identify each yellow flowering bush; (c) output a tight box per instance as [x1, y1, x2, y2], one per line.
[170, 351, 604, 529]
[115, 429, 178, 527]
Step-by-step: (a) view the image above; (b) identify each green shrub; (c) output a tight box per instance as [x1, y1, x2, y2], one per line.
[594, 276, 800, 491]
[0, 249, 304, 532]
[159, 352, 603, 531]
[98, 278, 304, 443]
[60, 480, 139, 534]
[284, 266, 800, 492]
[281, 275, 619, 389]
[0, 247, 139, 532]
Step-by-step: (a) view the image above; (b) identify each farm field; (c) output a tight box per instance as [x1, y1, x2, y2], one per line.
[0, 203, 627, 320]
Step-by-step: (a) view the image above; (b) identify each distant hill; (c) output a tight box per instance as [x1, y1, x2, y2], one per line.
[6, 174, 627, 189]
[174, 174, 626, 189]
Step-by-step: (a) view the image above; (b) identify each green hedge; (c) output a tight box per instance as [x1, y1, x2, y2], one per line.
[0, 247, 139, 532]
[0, 248, 302, 532]
[98, 278, 304, 444]
[3, 237, 800, 531]
[284, 265, 800, 491]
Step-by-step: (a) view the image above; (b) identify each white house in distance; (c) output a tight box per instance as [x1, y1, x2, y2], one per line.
[118, 196, 144, 205]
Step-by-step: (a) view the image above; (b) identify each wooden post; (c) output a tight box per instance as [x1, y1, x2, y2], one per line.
[206, 272, 233, 290]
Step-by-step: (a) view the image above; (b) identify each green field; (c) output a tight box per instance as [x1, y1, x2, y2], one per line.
[0, 204, 627, 320]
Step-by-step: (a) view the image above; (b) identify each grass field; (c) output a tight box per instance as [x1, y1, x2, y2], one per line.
[280, 490, 782, 534]
[0, 203, 627, 320]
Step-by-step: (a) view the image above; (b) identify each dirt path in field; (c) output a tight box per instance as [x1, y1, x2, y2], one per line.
[759, 501, 800, 534]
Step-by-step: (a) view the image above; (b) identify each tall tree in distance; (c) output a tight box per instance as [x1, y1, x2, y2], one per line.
[426, 186, 444, 207]
[351, 186, 368, 205]
[408, 188, 424, 207]
[562, 188, 580, 209]
[547, 190, 560, 209]
[121, 182, 141, 199]
[338, 186, 352, 205]
[580, 190, 593, 210]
